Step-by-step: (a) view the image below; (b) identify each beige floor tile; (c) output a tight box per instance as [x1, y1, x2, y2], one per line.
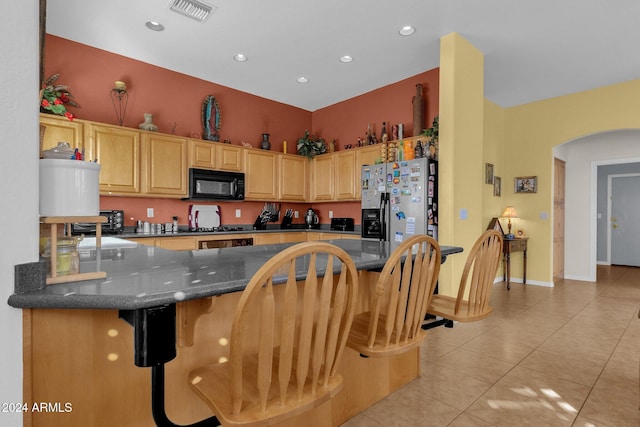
[447, 412, 497, 427]
[579, 362, 640, 427]
[342, 266, 640, 427]
[411, 363, 493, 410]
[430, 347, 513, 384]
[339, 413, 385, 427]
[361, 384, 461, 427]
[518, 350, 604, 387]
[460, 333, 536, 364]
[465, 366, 591, 427]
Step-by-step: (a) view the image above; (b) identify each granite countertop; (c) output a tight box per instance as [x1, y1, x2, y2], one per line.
[8, 239, 463, 311]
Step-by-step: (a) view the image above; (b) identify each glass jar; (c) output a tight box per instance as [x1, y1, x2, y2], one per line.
[43, 237, 80, 276]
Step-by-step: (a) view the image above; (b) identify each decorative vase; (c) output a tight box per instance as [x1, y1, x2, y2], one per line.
[412, 84, 424, 137]
[260, 133, 271, 150]
[139, 113, 158, 132]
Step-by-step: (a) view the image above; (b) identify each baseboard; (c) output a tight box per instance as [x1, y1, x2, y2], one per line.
[494, 277, 554, 287]
[563, 274, 596, 282]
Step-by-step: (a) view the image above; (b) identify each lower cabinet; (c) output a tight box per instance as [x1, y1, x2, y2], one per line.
[126, 232, 358, 250]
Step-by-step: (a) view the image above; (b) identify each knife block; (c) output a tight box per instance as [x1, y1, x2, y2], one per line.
[280, 216, 293, 229]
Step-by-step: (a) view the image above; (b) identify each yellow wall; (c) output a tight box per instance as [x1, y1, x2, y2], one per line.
[438, 33, 485, 296]
[440, 36, 640, 292]
[494, 79, 640, 284]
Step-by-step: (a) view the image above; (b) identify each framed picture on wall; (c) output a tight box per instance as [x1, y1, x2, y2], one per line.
[514, 176, 537, 193]
[493, 176, 501, 196]
[485, 163, 494, 184]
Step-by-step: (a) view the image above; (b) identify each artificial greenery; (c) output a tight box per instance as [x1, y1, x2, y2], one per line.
[421, 115, 439, 143]
[297, 130, 327, 159]
[40, 74, 80, 120]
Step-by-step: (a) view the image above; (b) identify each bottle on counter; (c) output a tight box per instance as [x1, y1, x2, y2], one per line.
[172, 216, 179, 233]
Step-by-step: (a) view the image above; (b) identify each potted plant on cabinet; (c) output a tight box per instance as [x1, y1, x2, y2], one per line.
[297, 130, 327, 159]
[421, 115, 439, 160]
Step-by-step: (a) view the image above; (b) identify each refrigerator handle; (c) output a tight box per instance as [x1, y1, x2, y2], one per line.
[380, 192, 387, 242]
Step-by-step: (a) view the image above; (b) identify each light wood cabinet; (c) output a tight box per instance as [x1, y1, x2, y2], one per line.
[251, 233, 283, 245]
[39, 114, 85, 154]
[244, 149, 278, 200]
[155, 237, 197, 251]
[310, 153, 334, 201]
[189, 140, 217, 169]
[218, 144, 243, 171]
[356, 145, 381, 199]
[87, 123, 142, 195]
[189, 141, 244, 171]
[279, 154, 309, 201]
[335, 150, 358, 200]
[142, 133, 188, 197]
[126, 237, 156, 246]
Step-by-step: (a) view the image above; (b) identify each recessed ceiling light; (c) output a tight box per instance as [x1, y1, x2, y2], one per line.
[145, 21, 165, 31]
[340, 55, 353, 63]
[297, 77, 309, 84]
[399, 25, 415, 36]
[233, 54, 248, 62]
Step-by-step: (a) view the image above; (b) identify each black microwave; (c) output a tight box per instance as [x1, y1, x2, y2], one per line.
[185, 168, 245, 201]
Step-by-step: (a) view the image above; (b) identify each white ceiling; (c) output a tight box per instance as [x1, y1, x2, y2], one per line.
[46, 0, 640, 112]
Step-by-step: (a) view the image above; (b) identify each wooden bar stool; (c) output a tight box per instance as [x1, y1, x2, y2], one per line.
[425, 230, 503, 326]
[347, 235, 441, 358]
[189, 241, 359, 426]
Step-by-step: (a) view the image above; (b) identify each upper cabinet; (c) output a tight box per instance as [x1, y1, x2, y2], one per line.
[87, 122, 142, 195]
[310, 153, 334, 202]
[279, 154, 308, 201]
[188, 140, 243, 171]
[356, 145, 381, 199]
[41, 115, 392, 202]
[39, 114, 85, 154]
[334, 150, 358, 200]
[142, 132, 188, 197]
[244, 149, 278, 200]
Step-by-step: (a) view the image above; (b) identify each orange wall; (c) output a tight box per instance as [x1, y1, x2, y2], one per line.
[44, 36, 311, 148]
[45, 36, 438, 227]
[312, 69, 439, 150]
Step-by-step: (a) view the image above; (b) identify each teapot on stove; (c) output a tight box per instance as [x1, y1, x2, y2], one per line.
[304, 208, 319, 229]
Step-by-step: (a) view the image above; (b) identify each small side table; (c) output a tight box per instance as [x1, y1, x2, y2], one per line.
[503, 237, 528, 290]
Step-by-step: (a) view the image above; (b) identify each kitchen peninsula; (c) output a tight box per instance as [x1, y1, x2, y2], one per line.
[9, 239, 462, 427]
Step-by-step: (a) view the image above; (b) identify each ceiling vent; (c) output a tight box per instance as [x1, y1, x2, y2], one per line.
[169, 0, 217, 23]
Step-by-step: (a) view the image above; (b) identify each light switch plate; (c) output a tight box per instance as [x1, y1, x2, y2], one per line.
[147, 208, 154, 218]
[235, 209, 241, 218]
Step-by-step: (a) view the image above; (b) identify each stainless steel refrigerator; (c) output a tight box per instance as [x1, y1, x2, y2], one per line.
[361, 157, 438, 242]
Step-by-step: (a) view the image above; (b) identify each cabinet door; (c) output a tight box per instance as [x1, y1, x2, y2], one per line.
[281, 232, 307, 243]
[244, 149, 278, 200]
[335, 150, 358, 200]
[39, 114, 85, 154]
[88, 123, 141, 195]
[155, 237, 197, 251]
[310, 154, 334, 201]
[189, 139, 216, 169]
[218, 144, 243, 171]
[143, 133, 188, 197]
[279, 154, 309, 201]
[356, 145, 381, 198]
[252, 233, 282, 245]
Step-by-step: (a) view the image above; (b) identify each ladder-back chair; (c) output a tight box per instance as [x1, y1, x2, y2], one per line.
[189, 241, 359, 426]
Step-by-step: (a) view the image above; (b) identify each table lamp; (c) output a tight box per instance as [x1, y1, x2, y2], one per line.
[501, 206, 519, 238]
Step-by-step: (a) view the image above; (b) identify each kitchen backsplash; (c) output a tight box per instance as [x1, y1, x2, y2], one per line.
[99, 197, 361, 227]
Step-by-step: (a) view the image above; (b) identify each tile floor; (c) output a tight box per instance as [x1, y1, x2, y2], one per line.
[342, 265, 640, 427]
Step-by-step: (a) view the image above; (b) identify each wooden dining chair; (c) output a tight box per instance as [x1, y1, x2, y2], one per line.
[426, 229, 503, 325]
[347, 235, 441, 358]
[189, 241, 359, 427]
